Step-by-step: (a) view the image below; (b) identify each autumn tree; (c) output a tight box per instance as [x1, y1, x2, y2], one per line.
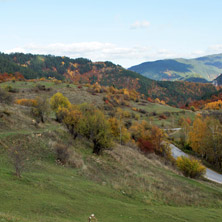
[79, 108, 113, 155]
[189, 116, 222, 168]
[62, 105, 82, 139]
[50, 92, 71, 121]
[188, 116, 209, 157]
[149, 126, 166, 156]
[50, 92, 71, 113]
[129, 120, 150, 141]
[179, 117, 191, 146]
[109, 117, 130, 144]
[31, 96, 50, 123]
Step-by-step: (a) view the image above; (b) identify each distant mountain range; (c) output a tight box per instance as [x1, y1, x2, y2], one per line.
[129, 53, 222, 82]
[0, 52, 217, 106]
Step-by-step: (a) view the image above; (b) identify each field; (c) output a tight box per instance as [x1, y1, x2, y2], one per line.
[0, 80, 222, 222]
[1, 156, 222, 222]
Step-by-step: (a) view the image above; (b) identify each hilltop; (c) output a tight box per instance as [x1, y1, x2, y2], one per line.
[129, 53, 222, 81]
[0, 52, 218, 106]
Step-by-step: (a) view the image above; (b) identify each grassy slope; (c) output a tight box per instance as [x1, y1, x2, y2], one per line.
[1, 156, 222, 222]
[0, 80, 195, 129]
[1, 81, 222, 222]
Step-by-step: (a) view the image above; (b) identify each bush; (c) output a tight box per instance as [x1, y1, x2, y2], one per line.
[176, 156, 206, 178]
[138, 138, 154, 153]
[54, 143, 69, 165]
[54, 143, 84, 168]
[15, 98, 37, 107]
[4, 85, 19, 93]
[0, 88, 13, 104]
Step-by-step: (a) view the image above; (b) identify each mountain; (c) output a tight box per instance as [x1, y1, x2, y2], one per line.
[0, 52, 217, 106]
[129, 53, 222, 81]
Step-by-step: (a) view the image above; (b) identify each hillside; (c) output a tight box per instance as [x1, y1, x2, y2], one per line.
[0, 52, 218, 106]
[1, 80, 222, 222]
[213, 73, 222, 86]
[129, 53, 222, 81]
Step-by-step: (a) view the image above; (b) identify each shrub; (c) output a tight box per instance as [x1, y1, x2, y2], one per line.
[15, 98, 37, 107]
[176, 156, 206, 178]
[138, 138, 154, 153]
[54, 143, 69, 165]
[0, 88, 13, 104]
[4, 85, 19, 93]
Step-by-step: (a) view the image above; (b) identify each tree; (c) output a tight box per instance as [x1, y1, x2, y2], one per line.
[63, 105, 82, 139]
[31, 96, 50, 123]
[109, 117, 130, 144]
[179, 117, 191, 146]
[188, 116, 208, 156]
[8, 139, 32, 178]
[149, 126, 166, 156]
[50, 92, 71, 113]
[80, 109, 113, 155]
[188, 116, 222, 169]
[50, 92, 71, 121]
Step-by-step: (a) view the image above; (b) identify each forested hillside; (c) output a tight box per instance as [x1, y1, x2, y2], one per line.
[0, 52, 218, 106]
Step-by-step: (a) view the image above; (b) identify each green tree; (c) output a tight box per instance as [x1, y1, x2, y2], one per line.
[80, 109, 113, 155]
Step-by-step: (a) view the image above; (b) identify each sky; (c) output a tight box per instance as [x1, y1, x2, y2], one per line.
[1, 0, 222, 67]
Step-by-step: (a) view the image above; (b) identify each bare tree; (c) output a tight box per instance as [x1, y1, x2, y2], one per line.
[8, 141, 31, 178]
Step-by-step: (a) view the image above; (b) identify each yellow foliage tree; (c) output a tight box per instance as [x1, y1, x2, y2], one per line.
[188, 116, 208, 156]
[50, 92, 71, 113]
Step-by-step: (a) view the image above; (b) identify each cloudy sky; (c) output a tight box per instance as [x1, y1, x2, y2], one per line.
[1, 0, 222, 67]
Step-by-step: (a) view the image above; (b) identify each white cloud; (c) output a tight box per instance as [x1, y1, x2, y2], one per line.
[4, 42, 168, 67]
[130, 20, 150, 29]
[4, 42, 222, 68]
[207, 44, 222, 54]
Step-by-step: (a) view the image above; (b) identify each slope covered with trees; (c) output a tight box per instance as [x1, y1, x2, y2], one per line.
[0, 52, 218, 106]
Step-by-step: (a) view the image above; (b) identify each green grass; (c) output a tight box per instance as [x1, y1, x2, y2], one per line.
[0, 80, 77, 90]
[129, 101, 195, 128]
[0, 124, 61, 138]
[1, 157, 222, 222]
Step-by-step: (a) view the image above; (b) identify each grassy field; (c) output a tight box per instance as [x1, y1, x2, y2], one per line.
[1, 80, 222, 222]
[1, 150, 222, 222]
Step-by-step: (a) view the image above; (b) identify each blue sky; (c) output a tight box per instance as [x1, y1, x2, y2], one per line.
[1, 0, 222, 67]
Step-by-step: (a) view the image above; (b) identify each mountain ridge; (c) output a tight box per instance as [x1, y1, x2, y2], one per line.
[129, 53, 222, 81]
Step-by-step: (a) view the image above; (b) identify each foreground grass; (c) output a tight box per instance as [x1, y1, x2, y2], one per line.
[1, 158, 222, 222]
